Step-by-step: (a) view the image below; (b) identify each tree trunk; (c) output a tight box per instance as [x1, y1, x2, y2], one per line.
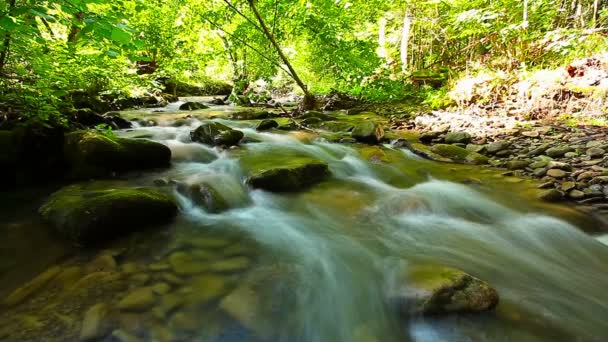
[0, 0, 17, 75]
[400, 11, 411, 73]
[67, 12, 85, 43]
[378, 16, 387, 59]
[246, 0, 314, 111]
[593, 0, 600, 27]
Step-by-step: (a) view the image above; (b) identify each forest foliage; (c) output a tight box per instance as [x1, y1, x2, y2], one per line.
[1, 0, 608, 123]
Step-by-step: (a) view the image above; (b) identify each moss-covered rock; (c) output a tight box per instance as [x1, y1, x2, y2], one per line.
[256, 119, 279, 131]
[352, 122, 385, 144]
[64, 131, 171, 179]
[175, 176, 249, 213]
[178, 102, 209, 111]
[230, 110, 270, 120]
[431, 144, 489, 165]
[190, 122, 244, 146]
[39, 184, 178, 245]
[245, 157, 330, 192]
[299, 111, 336, 121]
[402, 265, 499, 315]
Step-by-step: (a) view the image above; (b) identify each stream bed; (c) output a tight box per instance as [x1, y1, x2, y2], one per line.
[1, 99, 608, 341]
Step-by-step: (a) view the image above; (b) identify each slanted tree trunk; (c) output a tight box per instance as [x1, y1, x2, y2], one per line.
[0, 0, 17, 75]
[246, 0, 315, 111]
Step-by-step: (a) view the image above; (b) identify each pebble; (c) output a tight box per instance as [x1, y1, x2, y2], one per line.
[546, 169, 567, 178]
[561, 182, 576, 192]
[80, 303, 112, 341]
[587, 147, 605, 158]
[117, 288, 157, 312]
[569, 190, 586, 199]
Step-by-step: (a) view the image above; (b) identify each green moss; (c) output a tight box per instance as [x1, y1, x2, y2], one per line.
[39, 184, 177, 245]
[431, 144, 488, 164]
[64, 131, 171, 179]
[240, 152, 330, 192]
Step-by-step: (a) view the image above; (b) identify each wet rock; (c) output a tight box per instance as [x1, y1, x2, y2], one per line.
[191, 122, 244, 147]
[352, 122, 385, 144]
[399, 265, 499, 315]
[182, 275, 228, 304]
[587, 147, 605, 158]
[117, 287, 157, 312]
[169, 312, 199, 333]
[545, 146, 574, 158]
[80, 303, 113, 341]
[103, 112, 133, 129]
[179, 102, 209, 111]
[220, 285, 271, 338]
[529, 160, 549, 169]
[430, 144, 488, 165]
[86, 253, 117, 273]
[506, 160, 529, 170]
[546, 161, 572, 171]
[278, 122, 298, 131]
[533, 168, 547, 177]
[152, 293, 184, 319]
[64, 131, 172, 179]
[111, 329, 141, 342]
[256, 119, 279, 131]
[466, 144, 486, 154]
[419, 131, 442, 143]
[444, 132, 472, 144]
[39, 184, 177, 245]
[151, 282, 171, 295]
[209, 257, 252, 273]
[539, 189, 564, 202]
[486, 141, 511, 154]
[299, 111, 337, 121]
[168, 252, 207, 276]
[547, 169, 567, 179]
[229, 110, 270, 120]
[569, 189, 586, 199]
[176, 182, 230, 213]
[586, 140, 603, 148]
[148, 262, 170, 272]
[3, 266, 61, 307]
[521, 131, 540, 138]
[577, 171, 596, 181]
[564, 152, 578, 158]
[246, 159, 330, 192]
[561, 182, 577, 192]
[526, 143, 550, 157]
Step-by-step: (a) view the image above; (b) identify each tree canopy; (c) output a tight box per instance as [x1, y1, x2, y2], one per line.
[1, 0, 607, 121]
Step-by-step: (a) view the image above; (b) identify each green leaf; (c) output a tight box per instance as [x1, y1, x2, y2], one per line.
[111, 27, 132, 44]
[0, 16, 18, 31]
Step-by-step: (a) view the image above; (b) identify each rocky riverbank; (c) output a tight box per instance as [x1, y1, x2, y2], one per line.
[392, 111, 608, 221]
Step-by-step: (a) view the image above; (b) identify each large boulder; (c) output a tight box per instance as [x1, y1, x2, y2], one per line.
[430, 144, 488, 165]
[191, 122, 244, 147]
[245, 158, 330, 192]
[397, 265, 499, 315]
[39, 184, 178, 245]
[64, 131, 171, 179]
[352, 122, 385, 144]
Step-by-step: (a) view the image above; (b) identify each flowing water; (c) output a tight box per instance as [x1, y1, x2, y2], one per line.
[1, 99, 608, 341]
